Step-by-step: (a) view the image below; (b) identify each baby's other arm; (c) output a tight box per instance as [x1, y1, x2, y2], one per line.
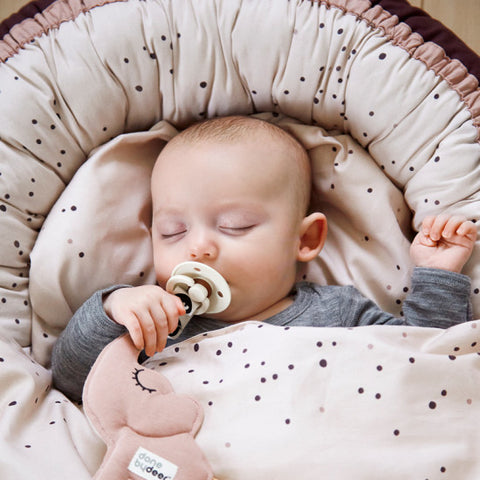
[410, 215, 477, 273]
[341, 267, 472, 329]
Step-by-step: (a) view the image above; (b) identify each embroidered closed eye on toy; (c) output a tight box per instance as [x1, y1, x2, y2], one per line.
[83, 262, 231, 480]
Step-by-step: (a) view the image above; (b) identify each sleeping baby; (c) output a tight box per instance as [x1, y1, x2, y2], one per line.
[52, 115, 477, 402]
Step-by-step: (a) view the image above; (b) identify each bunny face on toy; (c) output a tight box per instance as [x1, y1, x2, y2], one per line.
[83, 334, 215, 480]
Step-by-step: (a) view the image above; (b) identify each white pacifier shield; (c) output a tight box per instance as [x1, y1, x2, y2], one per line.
[166, 261, 231, 314]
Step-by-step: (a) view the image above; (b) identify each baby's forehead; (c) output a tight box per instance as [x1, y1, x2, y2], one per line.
[155, 137, 299, 187]
[153, 138, 309, 217]
[154, 119, 310, 202]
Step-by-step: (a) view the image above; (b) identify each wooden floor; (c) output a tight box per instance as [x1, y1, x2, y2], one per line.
[409, 0, 480, 54]
[1, 0, 479, 54]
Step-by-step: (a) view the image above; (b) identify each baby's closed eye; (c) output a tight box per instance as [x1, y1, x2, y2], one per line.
[161, 230, 187, 239]
[218, 224, 256, 235]
[217, 212, 261, 235]
[157, 220, 187, 239]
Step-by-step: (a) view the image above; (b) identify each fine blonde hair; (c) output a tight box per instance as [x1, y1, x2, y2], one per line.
[165, 116, 312, 216]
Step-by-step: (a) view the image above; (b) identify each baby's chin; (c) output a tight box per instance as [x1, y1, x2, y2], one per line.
[200, 300, 265, 324]
[201, 299, 285, 324]
[201, 307, 250, 324]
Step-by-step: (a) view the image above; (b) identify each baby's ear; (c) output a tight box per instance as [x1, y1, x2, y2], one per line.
[297, 212, 327, 262]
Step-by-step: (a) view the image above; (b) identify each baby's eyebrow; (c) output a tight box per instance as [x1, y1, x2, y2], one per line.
[215, 200, 267, 213]
[152, 206, 184, 219]
[217, 209, 264, 221]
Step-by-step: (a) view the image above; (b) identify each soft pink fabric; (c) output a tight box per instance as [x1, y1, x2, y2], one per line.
[83, 334, 215, 480]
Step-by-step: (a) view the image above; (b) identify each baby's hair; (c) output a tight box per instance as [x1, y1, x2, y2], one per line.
[167, 116, 312, 217]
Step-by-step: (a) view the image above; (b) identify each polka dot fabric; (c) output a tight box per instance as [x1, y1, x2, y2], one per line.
[0, 336, 105, 478]
[0, 0, 479, 477]
[0, 0, 479, 349]
[29, 121, 177, 365]
[28, 113, 414, 366]
[144, 321, 480, 479]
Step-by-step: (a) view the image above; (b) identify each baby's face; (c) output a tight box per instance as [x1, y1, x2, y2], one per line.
[151, 137, 305, 322]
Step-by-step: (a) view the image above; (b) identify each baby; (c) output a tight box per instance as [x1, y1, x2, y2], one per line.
[52, 116, 477, 402]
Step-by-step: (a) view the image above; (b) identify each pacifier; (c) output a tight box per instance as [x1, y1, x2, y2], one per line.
[166, 261, 231, 339]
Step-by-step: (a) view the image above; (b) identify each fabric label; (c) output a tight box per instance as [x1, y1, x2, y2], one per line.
[128, 446, 178, 480]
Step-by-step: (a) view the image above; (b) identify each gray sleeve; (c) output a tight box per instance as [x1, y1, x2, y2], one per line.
[345, 267, 472, 328]
[401, 267, 472, 327]
[51, 286, 129, 403]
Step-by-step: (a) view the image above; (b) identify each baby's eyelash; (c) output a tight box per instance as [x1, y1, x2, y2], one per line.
[222, 225, 254, 230]
[161, 230, 186, 239]
[219, 225, 255, 235]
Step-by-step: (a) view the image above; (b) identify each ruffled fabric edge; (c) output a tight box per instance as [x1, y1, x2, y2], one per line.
[323, 0, 480, 134]
[0, 0, 124, 61]
[1, 0, 479, 134]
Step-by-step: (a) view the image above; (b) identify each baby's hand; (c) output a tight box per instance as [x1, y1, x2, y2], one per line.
[410, 215, 477, 273]
[103, 285, 185, 356]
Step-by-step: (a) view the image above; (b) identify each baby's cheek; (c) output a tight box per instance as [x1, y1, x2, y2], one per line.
[152, 247, 175, 284]
[154, 264, 171, 288]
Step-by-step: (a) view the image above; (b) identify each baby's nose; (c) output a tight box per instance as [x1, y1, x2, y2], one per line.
[188, 237, 218, 260]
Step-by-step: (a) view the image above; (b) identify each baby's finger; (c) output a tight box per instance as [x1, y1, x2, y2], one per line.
[442, 216, 467, 239]
[152, 296, 184, 348]
[457, 220, 478, 239]
[162, 296, 185, 334]
[429, 215, 450, 241]
[143, 302, 168, 353]
[154, 316, 169, 353]
[421, 216, 436, 236]
[120, 312, 146, 352]
[175, 294, 187, 316]
[136, 311, 159, 357]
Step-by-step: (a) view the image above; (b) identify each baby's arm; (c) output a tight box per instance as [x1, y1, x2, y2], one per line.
[410, 215, 477, 273]
[51, 287, 129, 402]
[103, 285, 185, 357]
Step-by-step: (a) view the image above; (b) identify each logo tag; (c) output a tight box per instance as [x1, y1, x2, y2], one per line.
[128, 446, 178, 480]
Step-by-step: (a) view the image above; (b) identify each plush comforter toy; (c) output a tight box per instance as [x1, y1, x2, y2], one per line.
[83, 334, 215, 480]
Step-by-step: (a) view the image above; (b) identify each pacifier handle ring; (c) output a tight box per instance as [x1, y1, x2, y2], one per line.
[166, 261, 231, 339]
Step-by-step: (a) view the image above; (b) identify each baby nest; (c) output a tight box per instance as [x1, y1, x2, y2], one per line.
[0, 1, 479, 479]
[1, 0, 478, 347]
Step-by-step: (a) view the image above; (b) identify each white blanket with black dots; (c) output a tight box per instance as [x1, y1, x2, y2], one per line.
[2, 319, 480, 479]
[143, 321, 480, 480]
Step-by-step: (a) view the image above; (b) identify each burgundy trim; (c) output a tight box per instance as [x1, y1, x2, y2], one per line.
[375, 0, 480, 81]
[0, 0, 56, 38]
[2, 0, 479, 82]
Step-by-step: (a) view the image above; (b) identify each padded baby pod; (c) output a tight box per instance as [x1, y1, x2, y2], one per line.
[0, 0, 479, 352]
[0, 0, 478, 354]
[0, 1, 480, 479]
